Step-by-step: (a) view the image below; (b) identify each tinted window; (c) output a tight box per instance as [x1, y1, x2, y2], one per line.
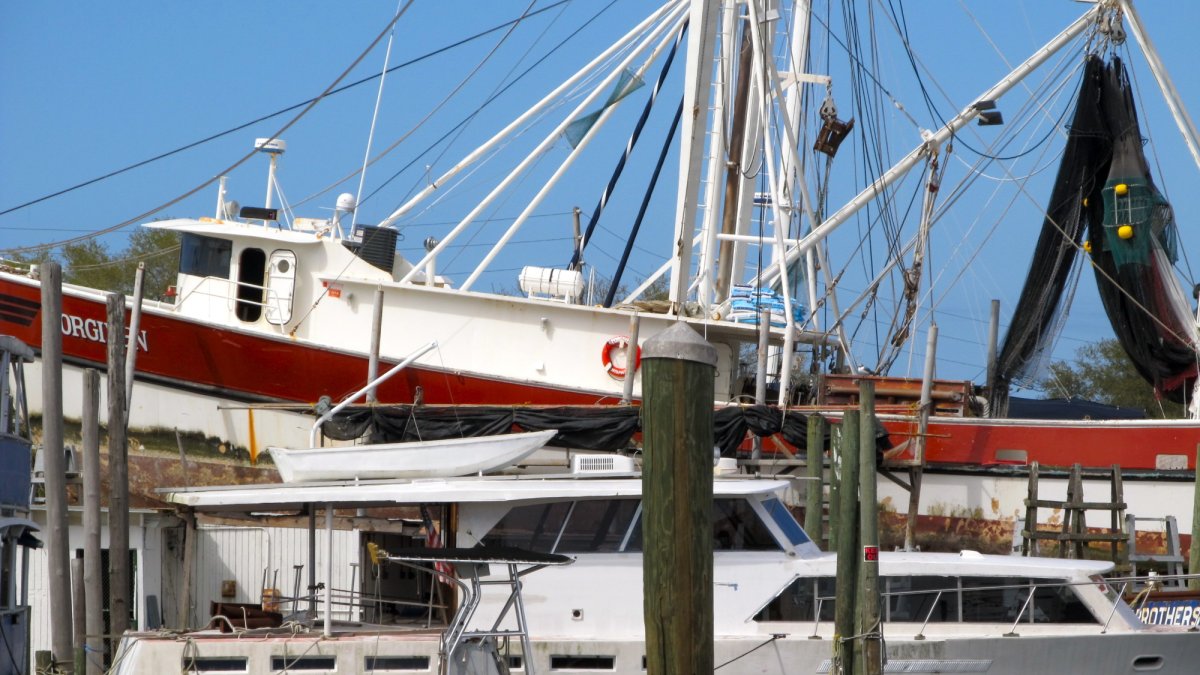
[180, 233, 232, 278]
[713, 498, 781, 551]
[556, 499, 640, 553]
[755, 576, 836, 622]
[480, 502, 569, 551]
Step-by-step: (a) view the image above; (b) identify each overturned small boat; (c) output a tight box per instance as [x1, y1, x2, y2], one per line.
[267, 429, 558, 482]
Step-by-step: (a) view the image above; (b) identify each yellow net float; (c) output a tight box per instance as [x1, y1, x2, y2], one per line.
[1115, 183, 1128, 196]
[1118, 224, 1134, 239]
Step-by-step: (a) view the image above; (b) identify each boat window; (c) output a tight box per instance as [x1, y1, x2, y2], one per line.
[757, 576, 1095, 624]
[270, 655, 336, 671]
[182, 656, 248, 672]
[363, 655, 431, 671]
[761, 497, 810, 546]
[555, 499, 640, 553]
[713, 498, 782, 551]
[236, 248, 267, 322]
[179, 234, 231, 279]
[754, 576, 837, 622]
[479, 502, 570, 552]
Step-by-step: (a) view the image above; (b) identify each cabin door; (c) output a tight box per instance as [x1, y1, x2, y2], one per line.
[265, 250, 296, 325]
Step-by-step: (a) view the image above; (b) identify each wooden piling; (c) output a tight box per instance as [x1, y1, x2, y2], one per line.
[366, 285, 384, 403]
[178, 509, 197, 630]
[804, 414, 826, 545]
[81, 369, 104, 673]
[41, 261, 75, 672]
[124, 262, 145, 406]
[72, 557, 86, 675]
[1190, 444, 1200, 591]
[857, 380, 882, 675]
[833, 410, 860, 675]
[106, 293, 131, 638]
[641, 322, 716, 675]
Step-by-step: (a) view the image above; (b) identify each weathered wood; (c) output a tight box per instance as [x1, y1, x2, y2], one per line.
[1191, 444, 1200, 591]
[106, 293, 131, 637]
[178, 509, 197, 630]
[81, 369, 104, 675]
[124, 262, 145, 405]
[804, 414, 826, 545]
[833, 410, 859, 675]
[641, 323, 716, 675]
[857, 380, 882, 675]
[1022, 462, 1040, 557]
[72, 557, 86, 675]
[366, 285, 384, 403]
[41, 261, 75, 671]
[828, 425, 841, 551]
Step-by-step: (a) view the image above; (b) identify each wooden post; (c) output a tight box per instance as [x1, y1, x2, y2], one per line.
[366, 285, 384, 403]
[1190, 444, 1200, 590]
[828, 424, 841, 551]
[985, 299, 1000, 388]
[833, 410, 859, 675]
[804, 414, 826, 545]
[106, 293, 131, 637]
[641, 323, 716, 675]
[81, 369, 104, 674]
[124, 262, 145, 406]
[72, 557, 86, 675]
[620, 311, 641, 405]
[857, 380, 882, 675]
[907, 323, 938, 551]
[178, 509, 197, 630]
[41, 261, 75, 672]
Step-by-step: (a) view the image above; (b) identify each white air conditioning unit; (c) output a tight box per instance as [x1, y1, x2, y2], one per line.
[572, 454, 636, 474]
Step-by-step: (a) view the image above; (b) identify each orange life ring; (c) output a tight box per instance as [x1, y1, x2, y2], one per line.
[601, 335, 641, 380]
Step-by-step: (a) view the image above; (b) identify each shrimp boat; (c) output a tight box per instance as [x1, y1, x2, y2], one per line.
[110, 462, 1200, 675]
[1, 0, 1198, 539]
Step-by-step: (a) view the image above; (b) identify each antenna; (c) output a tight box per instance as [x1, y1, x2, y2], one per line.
[254, 138, 287, 217]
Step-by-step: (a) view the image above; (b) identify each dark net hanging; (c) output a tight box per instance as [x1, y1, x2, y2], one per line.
[1088, 57, 1198, 403]
[987, 56, 1111, 416]
[988, 55, 1198, 414]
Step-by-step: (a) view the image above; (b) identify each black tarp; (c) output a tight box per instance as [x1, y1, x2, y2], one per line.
[319, 404, 884, 458]
[1006, 396, 1146, 420]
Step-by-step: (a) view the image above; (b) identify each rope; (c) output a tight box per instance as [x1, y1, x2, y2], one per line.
[713, 632, 786, 670]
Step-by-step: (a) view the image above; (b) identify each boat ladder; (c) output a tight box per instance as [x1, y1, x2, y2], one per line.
[1125, 514, 1187, 588]
[1021, 462, 1126, 561]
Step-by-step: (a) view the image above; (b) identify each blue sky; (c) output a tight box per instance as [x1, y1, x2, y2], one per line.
[3, 1, 1198, 392]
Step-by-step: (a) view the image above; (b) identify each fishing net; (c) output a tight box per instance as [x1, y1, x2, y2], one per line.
[989, 55, 1198, 413]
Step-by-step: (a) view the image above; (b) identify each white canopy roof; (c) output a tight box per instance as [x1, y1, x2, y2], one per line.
[162, 474, 795, 513]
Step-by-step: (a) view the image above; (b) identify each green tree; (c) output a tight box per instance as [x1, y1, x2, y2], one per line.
[1039, 338, 1187, 419]
[60, 228, 180, 299]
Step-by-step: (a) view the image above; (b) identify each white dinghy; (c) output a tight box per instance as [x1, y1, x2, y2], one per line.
[267, 429, 558, 482]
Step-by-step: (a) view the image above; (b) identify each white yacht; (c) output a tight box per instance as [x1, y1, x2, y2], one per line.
[112, 465, 1199, 674]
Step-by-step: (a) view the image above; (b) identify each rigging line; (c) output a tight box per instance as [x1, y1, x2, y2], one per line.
[1122, 41, 1197, 283]
[0, 0, 572, 220]
[384, 2, 584, 211]
[66, 245, 182, 272]
[0, 1, 416, 258]
[806, 6, 921, 131]
[890, 0, 1090, 162]
[570, 17, 687, 270]
[352, 0, 406, 230]
[351, 0, 623, 212]
[603, 98, 684, 308]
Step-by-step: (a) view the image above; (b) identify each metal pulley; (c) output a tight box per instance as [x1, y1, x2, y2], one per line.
[814, 93, 854, 157]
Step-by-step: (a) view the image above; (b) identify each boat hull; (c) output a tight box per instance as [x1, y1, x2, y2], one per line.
[268, 429, 558, 481]
[111, 628, 1200, 675]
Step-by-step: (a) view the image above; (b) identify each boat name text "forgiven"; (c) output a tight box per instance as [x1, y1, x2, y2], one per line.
[60, 313, 149, 353]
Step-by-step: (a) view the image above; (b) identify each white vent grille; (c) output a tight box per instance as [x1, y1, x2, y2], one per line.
[572, 454, 635, 474]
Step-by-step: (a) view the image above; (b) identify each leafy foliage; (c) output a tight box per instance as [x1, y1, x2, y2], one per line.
[59, 229, 181, 299]
[1039, 338, 1187, 418]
